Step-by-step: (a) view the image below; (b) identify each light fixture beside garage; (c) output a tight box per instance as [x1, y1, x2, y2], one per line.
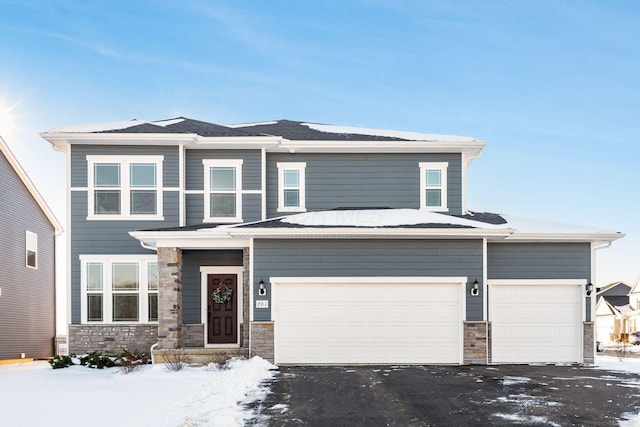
[586, 282, 593, 296]
[471, 280, 480, 296]
[258, 279, 267, 296]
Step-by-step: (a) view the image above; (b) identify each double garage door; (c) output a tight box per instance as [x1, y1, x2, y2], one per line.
[272, 278, 584, 365]
[272, 278, 465, 365]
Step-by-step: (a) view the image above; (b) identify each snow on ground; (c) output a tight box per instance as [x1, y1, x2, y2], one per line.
[0, 357, 276, 427]
[593, 355, 640, 427]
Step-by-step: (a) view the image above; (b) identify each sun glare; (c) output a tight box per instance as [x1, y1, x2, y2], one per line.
[0, 100, 19, 139]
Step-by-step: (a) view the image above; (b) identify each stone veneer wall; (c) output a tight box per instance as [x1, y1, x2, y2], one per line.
[463, 321, 488, 364]
[69, 325, 157, 355]
[583, 322, 595, 364]
[157, 247, 183, 349]
[182, 324, 205, 347]
[250, 322, 274, 362]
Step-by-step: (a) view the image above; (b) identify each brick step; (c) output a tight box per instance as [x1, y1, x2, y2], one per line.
[152, 348, 250, 365]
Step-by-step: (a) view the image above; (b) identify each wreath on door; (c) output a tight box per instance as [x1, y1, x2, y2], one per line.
[212, 284, 233, 304]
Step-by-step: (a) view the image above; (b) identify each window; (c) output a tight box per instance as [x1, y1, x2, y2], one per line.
[419, 162, 448, 211]
[80, 256, 158, 323]
[277, 163, 306, 212]
[26, 231, 37, 268]
[203, 159, 243, 222]
[87, 156, 163, 220]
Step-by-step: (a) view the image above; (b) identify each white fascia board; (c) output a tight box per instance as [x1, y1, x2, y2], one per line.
[130, 227, 513, 249]
[504, 233, 625, 242]
[41, 133, 197, 150]
[273, 140, 487, 154]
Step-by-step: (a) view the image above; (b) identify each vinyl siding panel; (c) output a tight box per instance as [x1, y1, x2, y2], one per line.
[71, 145, 180, 188]
[253, 239, 482, 321]
[69, 191, 179, 324]
[182, 250, 244, 324]
[0, 150, 56, 359]
[487, 242, 593, 321]
[185, 149, 262, 190]
[266, 153, 463, 217]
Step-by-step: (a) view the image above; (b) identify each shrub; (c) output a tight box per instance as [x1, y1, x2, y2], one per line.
[118, 350, 151, 374]
[163, 348, 190, 372]
[79, 351, 117, 369]
[49, 354, 75, 369]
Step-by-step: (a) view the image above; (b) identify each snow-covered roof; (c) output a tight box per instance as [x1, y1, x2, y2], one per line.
[302, 122, 478, 142]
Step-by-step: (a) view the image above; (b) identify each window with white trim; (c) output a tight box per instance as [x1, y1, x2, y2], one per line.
[26, 231, 37, 269]
[203, 159, 243, 222]
[87, 155, 164, 220]
[277, 162, 306, 212]
[80, 255, 158, 323]
[419, 162, 448, 211]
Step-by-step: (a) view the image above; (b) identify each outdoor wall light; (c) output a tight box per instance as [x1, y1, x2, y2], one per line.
[258, 279, 267, 296]
[471, 280, 480, 296]
[586, 282, 593, 296]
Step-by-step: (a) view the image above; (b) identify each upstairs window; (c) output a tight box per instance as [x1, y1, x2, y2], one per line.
[203, 159, 243, 222]
[277, 162, 306, 212]
[26, 231, 37, 269]
[419, 162, 448, 211]
[87, 156, 164, 220]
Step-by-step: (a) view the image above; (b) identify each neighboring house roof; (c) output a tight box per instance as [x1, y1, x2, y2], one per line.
[0, 135, 62, 233]
[629, 274, 640, 295]
[130, 208, 623, 249]
[596, 282, 631, 304]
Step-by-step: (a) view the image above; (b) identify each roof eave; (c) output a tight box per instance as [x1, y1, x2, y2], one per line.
[503, 232, 624, 242]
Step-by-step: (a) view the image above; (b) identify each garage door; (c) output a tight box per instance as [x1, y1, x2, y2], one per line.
[489, 280, 583, 363]
[272, 277, 465, 365]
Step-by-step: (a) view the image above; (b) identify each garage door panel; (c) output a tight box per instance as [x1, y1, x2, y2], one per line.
[274, 281, 463, 364]
[491, 284, 582, 363]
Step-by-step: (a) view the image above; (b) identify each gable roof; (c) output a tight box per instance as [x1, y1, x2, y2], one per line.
[0, 136, 62, 233]
[597, 281, 632, 297]
[629, 274, 640, 294]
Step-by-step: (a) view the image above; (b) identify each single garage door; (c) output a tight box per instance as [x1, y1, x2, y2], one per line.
[489, 280, 584, 363]
[272, 277, 465, 365]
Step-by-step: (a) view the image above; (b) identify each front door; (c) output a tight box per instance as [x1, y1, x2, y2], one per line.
[207, 274, 238, 345]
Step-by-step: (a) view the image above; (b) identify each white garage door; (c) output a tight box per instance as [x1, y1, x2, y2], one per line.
[489, 280, 583, 363]
[272, 277, 465, 365]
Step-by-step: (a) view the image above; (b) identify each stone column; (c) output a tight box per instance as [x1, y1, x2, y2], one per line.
[583, 321, 595, 364]
[463, 321, 488, 364]
[157, 247, 183, 349]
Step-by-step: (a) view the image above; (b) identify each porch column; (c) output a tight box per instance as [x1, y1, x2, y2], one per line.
[157, 247, 183, 349]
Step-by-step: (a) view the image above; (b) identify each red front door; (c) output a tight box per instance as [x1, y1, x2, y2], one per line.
[207, 274, 238, 345]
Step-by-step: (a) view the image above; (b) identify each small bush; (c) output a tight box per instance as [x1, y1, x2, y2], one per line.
[79, 351, 117, 369]
[163, 348, 190, 372]
[118, 350, 151, 374]
[49, 354, 75, 369]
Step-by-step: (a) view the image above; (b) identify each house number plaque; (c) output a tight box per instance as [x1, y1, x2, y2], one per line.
[256, 300, 269, 308]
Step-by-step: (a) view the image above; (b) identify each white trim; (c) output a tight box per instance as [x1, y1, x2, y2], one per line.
[242, 189, 262, 194]
[179, 144, 185, 227]
[419, 162, 448, 212]
[261, 148, 266, 220]
[249, 238, 255, 322]
[202, 159, 243, 223]
[277, 162, 306, 212]
[199, 266, 244, 348]
[482, 237, 487, 321]
[270, 276, 467, 365]
[184, 189, 204, 195]
[86, 155, 164, 220]
[79, 254, 158, 324]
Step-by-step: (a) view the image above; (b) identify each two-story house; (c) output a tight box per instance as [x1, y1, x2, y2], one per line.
[1, 135, 63, 361]
[42, 118, 622, 365]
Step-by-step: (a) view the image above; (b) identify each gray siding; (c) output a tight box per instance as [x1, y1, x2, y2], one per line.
[69, 191, 179, 324]
[253, 239, 483, 321]
[487, 243, 591, 280]
[185, 149, 261, 190]
[71, 145, 179, 188]
[487, 242, 593, 321]
[0, 150, 56, 359]
[266, 153, 463, 217]
[182, 250, 243, 324]
[185, 193, 261, 226]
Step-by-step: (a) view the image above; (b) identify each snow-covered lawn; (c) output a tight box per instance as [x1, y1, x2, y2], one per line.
[0, 357, 276, 427]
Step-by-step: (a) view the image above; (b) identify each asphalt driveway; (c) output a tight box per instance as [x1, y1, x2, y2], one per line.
[247, 363, 640, 426]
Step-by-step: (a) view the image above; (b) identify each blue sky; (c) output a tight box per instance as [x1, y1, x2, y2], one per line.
[0, 0, 638, 285]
